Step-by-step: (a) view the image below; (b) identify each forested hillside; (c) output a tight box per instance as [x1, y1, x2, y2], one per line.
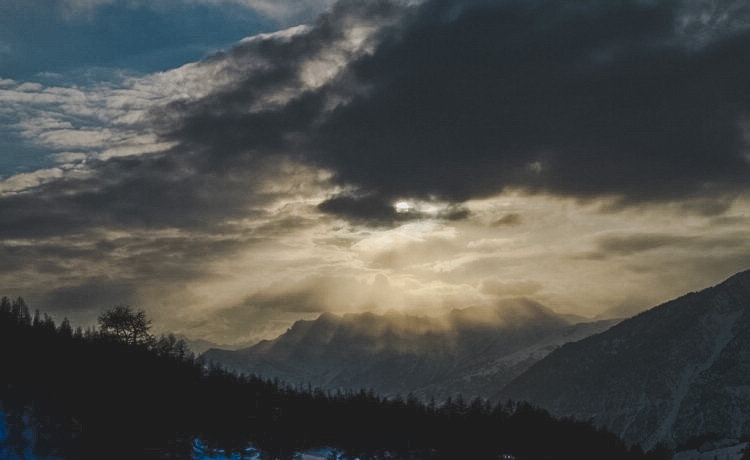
[0, 296, 668, 460]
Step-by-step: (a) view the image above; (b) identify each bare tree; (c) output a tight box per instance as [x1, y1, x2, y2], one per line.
[97, 305, 153, 347]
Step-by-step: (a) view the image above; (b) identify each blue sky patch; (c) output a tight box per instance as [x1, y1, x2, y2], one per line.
[0, 2, 276, 80]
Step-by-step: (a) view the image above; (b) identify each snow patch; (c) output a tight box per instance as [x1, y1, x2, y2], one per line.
[673, 440, 749, 460]
[648, 309, 742, 448]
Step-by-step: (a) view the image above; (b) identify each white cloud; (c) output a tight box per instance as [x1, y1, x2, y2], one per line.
[0, 0, 407, 193]
[0, 168, 65, 195]
[55, 0, 337, 24]
[98, 138, 178, 161]
[0, 58, 232, 189]
[232, 0, 337, 23]
[352, 222, 458, 254]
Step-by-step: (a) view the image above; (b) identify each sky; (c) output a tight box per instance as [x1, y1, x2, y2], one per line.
[1, 0, 749, 348]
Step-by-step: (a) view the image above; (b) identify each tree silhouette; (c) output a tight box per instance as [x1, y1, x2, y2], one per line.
[155, 332, 194, 361]
[58, 317, 73, 338]
[97, 305, 152, 346]
[0, 296, 674, 460]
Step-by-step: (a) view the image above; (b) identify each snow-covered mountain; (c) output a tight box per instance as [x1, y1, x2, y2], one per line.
[201, 298, 619, 401]
[496, 269, 750, 451]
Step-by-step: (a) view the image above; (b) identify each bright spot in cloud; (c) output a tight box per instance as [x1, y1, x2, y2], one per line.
[395, 201, 412, 213]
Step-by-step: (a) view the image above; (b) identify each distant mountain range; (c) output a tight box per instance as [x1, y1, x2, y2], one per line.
[201, 298, 620, 401]
[496, 269, 750, 451]
[203, 269, 750, 454]
[181, 336, 235, 355]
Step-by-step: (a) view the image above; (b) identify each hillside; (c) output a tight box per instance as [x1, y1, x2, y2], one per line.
[496, 269, 750, 451]
[0, 296, 663, 460]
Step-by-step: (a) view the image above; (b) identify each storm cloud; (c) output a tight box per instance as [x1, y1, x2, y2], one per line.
[316, 0, 750, 205]
[156, 0, 750, 221]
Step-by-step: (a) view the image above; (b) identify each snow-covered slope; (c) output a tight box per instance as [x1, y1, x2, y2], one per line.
[496, 269, 750, 451]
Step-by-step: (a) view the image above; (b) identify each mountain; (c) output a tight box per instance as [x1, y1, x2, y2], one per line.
[201, 298, 620, 401]
[178, 335, 236, 355]
[496, 269, 750, 451]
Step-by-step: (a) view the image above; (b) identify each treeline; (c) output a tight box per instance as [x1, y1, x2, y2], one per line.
[0, 297, 671, 460]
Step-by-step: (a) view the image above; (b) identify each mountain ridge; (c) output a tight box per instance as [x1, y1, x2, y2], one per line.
[201, 269, 750, 453]
[495, 269, 750, 451]
[202, 297, 621, 401]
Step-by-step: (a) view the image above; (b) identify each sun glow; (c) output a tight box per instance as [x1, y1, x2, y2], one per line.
[395, 201, 411, 213]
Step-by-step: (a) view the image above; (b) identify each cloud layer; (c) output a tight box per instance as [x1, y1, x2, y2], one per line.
[1, 0, 749, 345]
[151, 0, 750, 222]
[314, 0, 750, 204]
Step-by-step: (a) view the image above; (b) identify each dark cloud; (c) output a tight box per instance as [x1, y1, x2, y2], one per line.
[0, 151, 305, 239]
[1, 0, 746, 241]
[0, 226, 262, 323]
[317, 192, 470, 225]
[30, 277, 140, 325]
[0, 2, 404, 239]
[141, 0, 750, 227]
[243, 288, 325, 314]
[437, 204, 470, 220]
[589, 229, 750, 261]
[492, 213, 522, 227]
[596, 233, 699, 256]
[309, 0, 750, 206]
[318, 193, 402, 225]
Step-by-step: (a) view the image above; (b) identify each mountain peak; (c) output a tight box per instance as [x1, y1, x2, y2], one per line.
[202, 299, 615, 402]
